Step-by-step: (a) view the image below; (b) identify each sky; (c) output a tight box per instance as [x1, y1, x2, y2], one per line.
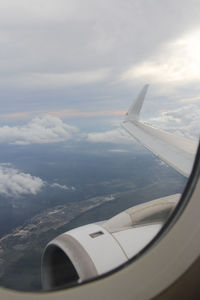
[0, 0, 200, 198]
[0, 0, 200, 117]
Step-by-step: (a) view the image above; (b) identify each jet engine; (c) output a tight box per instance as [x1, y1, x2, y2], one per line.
[41, 194, 179, 290]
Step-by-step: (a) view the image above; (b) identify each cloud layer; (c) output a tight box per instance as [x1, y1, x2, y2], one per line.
[121, 30, 200, 89]
[87, 103, 200, 145]
[0, 165, 44, 197]
[150, 104, 200, 140]
[87, 128, 133, 144]
[2, 69, 110, 90]
[0, 115, 78, 145]
[0, 0, 200, 150]
[1, 0, 200, 118]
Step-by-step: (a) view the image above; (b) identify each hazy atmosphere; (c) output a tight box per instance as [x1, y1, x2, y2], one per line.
[0, 0, 199, 292]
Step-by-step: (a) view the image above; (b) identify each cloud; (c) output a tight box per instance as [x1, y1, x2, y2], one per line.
[51, 183, 76, 191]
[0, 111, 33, 121]
[44, 109, 125, 119]
[0, 115, 78, 145]
[2, 69, 110, 90]
[1, 1, 200, 120]
[0, 165, 44, 197]
[180, 96, 200, 103]
[121, 30, 200, 87]
[150, 104, 200, 140]
[0, 109, 125, 122]
[87, 128, 133, 144]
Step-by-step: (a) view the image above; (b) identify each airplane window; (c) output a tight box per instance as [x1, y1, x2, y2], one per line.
[0, 0, 199, 294]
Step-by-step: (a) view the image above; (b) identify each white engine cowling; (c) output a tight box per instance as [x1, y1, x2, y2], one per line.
[41, 194, 180, 290]
[42, 223, 128, 290]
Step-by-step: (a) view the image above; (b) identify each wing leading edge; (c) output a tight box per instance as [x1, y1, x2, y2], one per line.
[122, 85, 198, 177]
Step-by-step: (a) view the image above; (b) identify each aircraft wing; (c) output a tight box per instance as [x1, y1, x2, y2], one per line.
[122, 85, 198, 177]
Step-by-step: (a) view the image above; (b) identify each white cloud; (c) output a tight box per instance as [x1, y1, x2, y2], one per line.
[121, 30, 200, 87]
[87, 128, 133, 144]
[51, 183, 76, 191]
[0, 165, 44, 197]
[0, 115, 78, 145]
[150, 104, 200, 140]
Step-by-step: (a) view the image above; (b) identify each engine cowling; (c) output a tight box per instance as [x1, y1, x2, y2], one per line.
[42, 194, 180, 290]
[41, 223, 128, 290]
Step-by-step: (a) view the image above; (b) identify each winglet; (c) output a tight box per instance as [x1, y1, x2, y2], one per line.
[125, 84, 149, 122]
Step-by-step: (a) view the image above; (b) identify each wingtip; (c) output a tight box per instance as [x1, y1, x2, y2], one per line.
[125, 84, 149, 122]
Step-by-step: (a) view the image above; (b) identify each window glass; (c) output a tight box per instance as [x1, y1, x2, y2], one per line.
[0, 0, 199, 292]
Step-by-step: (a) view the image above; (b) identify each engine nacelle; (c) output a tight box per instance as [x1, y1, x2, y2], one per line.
[41, 223, 128, 290]
[42, 194, 180, 290]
